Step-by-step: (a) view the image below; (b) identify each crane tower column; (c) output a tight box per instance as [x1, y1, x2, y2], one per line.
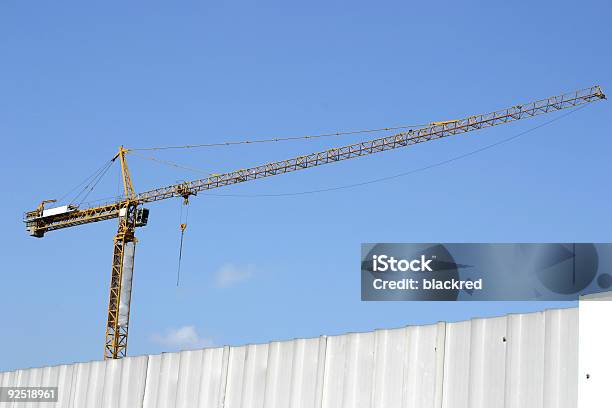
[104, 202, 138, 359]
[104, 146, 142, 359]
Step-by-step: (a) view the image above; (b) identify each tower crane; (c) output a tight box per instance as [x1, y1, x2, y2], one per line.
[23, 86, 605, 359]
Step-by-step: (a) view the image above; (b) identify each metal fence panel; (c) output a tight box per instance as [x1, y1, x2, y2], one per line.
[0, 308, 580, 408]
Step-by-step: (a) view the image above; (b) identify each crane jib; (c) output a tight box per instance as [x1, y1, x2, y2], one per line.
[24, 85, 606, 237]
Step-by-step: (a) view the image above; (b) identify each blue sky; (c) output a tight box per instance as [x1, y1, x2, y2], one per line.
[0, 1, 610, 371]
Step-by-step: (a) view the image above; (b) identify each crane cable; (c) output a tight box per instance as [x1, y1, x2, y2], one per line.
[128, 151, 212, 175]
[126, 104, 590, 198]
[200, 104, 590, 197]
[128, 124, 427, 152]
[124, 122, 445, 177]
[71, 103, 591, 208]
[57, 158, 115, 205]
[73, 159, 115, 206]
[176, 197, 190, 286]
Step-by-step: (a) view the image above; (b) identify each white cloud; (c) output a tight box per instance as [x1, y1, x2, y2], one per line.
[214, 263, 255, 288]
[151, 326, 213, 350]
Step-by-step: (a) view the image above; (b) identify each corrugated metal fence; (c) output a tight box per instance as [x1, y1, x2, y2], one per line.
[0, 307, 578, 408]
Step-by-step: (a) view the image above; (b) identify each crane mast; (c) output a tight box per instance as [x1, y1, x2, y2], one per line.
[105, 147, 139, 359]
[23, 86, 605, 359]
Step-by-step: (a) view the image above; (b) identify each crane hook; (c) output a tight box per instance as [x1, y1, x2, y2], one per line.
[176, 198, 190, 286]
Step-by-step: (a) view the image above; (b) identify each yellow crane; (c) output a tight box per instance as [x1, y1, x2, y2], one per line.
[24, 86, 605, 359]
